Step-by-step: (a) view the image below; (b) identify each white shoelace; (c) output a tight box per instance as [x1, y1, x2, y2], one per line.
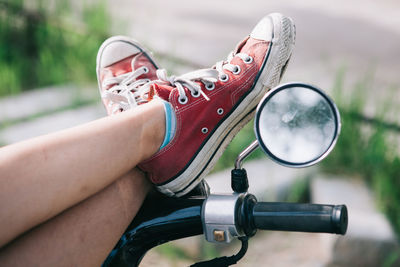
[102, 51, 253, 113]
[140, 52, 253, 103]
[153, 68, 219, 103]
[101, 60, 151, 114]
[215, 52, 253, 79]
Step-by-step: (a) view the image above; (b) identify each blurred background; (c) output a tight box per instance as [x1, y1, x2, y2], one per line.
[0, 0, 399, 266]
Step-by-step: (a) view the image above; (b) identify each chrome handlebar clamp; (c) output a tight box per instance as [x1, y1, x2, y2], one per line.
[202, 193, 246, 243]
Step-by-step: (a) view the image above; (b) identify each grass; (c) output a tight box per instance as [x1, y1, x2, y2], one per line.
[0, 0, 110, 97]
[321, 71, 400, 236]
[285, 176, 311, 203]
[384, 249, 400, 267]
[213, 118, 264, 172]
[154, 238, 220, 264]
[155, 242, 194, 262]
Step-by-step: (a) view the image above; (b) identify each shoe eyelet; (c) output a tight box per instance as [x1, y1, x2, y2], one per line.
[217, 108, 224, 115]
[232, 65, 241, 75]
[178, 96, 188, 105]
[142, 67, 149, 73]
[205, 82, 215, 91]
[244, 56, 253, 64]
[201, 127, 208, 134]
[219, 74, 229, 82]
[191, 90, 200, 98]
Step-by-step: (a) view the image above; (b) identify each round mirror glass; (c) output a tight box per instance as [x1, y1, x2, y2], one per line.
[254, 83, 340, 167]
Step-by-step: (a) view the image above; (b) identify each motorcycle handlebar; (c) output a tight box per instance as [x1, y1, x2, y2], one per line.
[251, 202, 348, 235]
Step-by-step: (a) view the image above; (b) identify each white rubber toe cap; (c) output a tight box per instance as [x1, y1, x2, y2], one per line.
[250, 14, 274, 42]
[97, 36, 141, 68]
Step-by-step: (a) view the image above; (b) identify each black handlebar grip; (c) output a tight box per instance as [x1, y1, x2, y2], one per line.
[252, 202, 348, 235]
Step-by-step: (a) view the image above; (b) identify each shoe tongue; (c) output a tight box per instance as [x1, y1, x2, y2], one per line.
[110, 52, 143, 77]
[131, 52, 147, 71]
[130, 52, 158, 80]
[233, 36, 249, 54]
[234, 36, 261, 55]
[149, 83, 174, 101]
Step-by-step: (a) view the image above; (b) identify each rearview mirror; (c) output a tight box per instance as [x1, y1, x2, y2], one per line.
[254, 83, 340, 168]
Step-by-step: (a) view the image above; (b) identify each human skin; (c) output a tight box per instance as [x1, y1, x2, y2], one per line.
[0, 168, 150, 266]
[0, 99, 165, 247]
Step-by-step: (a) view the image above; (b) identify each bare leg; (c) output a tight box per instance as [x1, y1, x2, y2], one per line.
[0, 168, 150, 266]
[0, 100, 165, 247]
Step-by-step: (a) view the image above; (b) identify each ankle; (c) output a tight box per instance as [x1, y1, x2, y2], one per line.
[141, 100, 166, 161]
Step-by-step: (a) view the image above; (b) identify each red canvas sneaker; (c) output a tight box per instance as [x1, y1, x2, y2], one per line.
[139, 13, 296, 197]
[96, 36, 159, 115]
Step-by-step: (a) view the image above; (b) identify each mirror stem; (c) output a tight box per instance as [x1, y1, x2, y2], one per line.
[234, 140, 259, 169]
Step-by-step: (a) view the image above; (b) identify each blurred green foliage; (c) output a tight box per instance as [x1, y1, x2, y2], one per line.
[285, 176, 310, 203]
[322, 71, 400, 235]
[155, 242, 194, 262]
[155, 238, 221, 263]
[213, 118, 264, 172]
[0, 0, 110, 97]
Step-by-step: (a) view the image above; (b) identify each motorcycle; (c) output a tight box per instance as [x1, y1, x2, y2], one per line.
[102, 82, 348, 267]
